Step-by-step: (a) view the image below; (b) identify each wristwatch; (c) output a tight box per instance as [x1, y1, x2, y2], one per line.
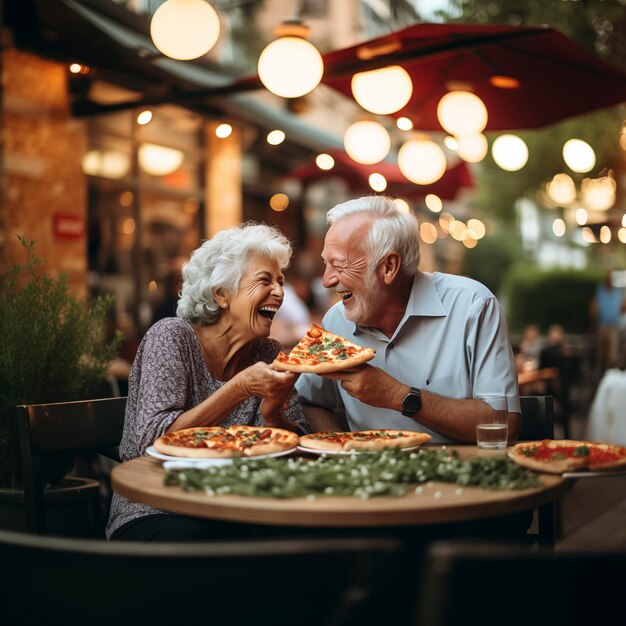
[401, 387, 422, 417]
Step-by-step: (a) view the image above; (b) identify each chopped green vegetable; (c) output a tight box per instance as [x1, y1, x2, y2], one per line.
[550, 453, 567, 460]
[164, 448, 540, 498]
[573, 445, 590, 457]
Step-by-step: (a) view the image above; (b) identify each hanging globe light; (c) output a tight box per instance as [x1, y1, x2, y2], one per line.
[351, 65, 413, 115]
[138, 143, 184, 176]
[491, 134, 529, 171]
[563, 139, 596, 173]
[398, 138, 446, 185]
[258, 20, 323, 98]
[456, 134, 488, 163]
[546, 173, 577, 205]
[343, 120, 391, 165]
[150, 0, 221, 61]
[437, 91, 488, 137]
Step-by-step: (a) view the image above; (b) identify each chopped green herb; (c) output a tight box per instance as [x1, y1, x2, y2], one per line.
[164, 448, 540, 498]
[521, 446, 538, 457]
[573, 445, 590, 457]
[550, 452, 567, 460]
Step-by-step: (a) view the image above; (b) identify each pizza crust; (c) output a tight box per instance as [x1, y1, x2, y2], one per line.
[153, 426, 298, 459]
[299, 430, 431, 452]
[508, 440, 626, 474]
[272, 348, 376, 373]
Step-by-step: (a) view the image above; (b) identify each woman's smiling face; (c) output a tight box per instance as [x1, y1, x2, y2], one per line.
[222, 253, 285, 340]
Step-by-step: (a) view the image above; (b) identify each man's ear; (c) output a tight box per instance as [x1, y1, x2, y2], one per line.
[381, 252, 402, 285]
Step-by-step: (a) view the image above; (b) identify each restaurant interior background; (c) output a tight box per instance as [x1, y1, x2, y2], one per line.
[2, 0, 626, 376]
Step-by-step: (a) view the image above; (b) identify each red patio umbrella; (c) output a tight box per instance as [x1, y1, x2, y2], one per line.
[285, 151, 473, 200]
[319, 23, 626, 131]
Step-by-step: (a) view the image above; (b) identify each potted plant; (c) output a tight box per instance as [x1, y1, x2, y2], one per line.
[0, 236, 122, 490]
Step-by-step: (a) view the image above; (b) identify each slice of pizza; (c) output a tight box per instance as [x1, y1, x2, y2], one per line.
[272, 323, 376, 374]
[508, 439, 626, 474]
[299, 429, 431, 452]
[153, 426, 298, 459]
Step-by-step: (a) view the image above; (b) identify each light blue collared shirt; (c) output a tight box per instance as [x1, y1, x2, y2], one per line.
[296, 271, 520, 443]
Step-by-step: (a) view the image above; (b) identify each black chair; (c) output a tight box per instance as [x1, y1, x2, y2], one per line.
[16, 397, 127, 536]
[0, 528, 408, 626]
[519, 396, 557, 550]
[416, 540, 626, 626]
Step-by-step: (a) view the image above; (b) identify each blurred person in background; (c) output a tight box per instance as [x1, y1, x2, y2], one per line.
[107, 223, 310, 542]
[591, 271, 625, 377]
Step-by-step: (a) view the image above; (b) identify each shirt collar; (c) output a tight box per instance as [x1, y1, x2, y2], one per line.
[405, 271, 448, 318]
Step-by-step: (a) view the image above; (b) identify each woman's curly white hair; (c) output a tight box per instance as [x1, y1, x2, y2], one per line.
[177, 222, 292, 325]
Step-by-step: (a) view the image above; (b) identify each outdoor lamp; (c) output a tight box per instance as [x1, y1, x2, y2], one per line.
[258, 19, 323, 98]
[546, 173, 577, 205]
[581, 174, 616, 211]
[456, 134, 488, 163]
[82, 150, 130, 179]
[343, 120, 391, 165]
[368, 173, 387, 192]
[150, 0, 221, 61]
[491, 134, 528, 171]
[398, 138, 446, 185]
[563, 139, 596, 173]
[316, 153, 335, 170]
[437, 91, 488, 137]
[351, 65, 413, 115]
[138, 143, 184, 176]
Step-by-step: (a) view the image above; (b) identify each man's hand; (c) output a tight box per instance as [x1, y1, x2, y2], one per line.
[320, 364, 406, 412]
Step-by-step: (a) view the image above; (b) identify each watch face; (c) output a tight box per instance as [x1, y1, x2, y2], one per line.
[403, 390, 421, 414]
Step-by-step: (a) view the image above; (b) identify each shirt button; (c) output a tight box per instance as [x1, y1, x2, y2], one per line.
[388, 343, 394, 350]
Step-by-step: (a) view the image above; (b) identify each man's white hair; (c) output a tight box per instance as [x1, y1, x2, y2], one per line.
[177, 222, 292, 325]
[327, 196, 420, 276]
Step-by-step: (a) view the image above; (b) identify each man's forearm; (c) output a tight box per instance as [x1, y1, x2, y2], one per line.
[413, 390, 519, 443]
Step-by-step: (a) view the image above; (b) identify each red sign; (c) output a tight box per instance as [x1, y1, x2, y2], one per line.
[53, 213, 84, 240]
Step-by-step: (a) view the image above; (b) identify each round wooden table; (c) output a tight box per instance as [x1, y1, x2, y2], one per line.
[111, 446, 572, 528]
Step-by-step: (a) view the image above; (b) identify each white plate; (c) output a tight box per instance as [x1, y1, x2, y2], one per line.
[296, 444, 423, 456]
[146, 445, 297, 466]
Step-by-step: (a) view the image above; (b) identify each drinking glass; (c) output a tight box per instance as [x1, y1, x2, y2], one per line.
[476, 411, 508, 450]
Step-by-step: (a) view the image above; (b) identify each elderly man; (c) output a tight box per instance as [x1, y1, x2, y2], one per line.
[296, 195, 520, 443]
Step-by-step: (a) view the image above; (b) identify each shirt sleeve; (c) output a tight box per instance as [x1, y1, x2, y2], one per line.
[121, 322, 192, 457]
[467, 297, 521, 414]
[295, 372, 346, 419]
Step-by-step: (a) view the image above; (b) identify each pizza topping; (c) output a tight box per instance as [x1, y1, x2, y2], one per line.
[272, 324, 376, 373]
[509, 439, 626, 473]
[154, 426, 299, 458]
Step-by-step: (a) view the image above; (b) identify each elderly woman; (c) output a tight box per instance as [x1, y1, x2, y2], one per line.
[107, 222, 310, 541]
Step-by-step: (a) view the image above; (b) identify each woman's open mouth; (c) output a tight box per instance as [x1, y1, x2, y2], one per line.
[258, 305, 279, 320]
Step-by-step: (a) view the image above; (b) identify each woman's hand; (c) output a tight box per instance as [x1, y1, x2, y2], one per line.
[233, 362, 298, 403]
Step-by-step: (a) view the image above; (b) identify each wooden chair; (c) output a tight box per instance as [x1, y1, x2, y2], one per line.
[417, 540, 626, 626]
[0, 528, 408, 626]
[519, 396, 556, 550]
[16, 397, 127, 536]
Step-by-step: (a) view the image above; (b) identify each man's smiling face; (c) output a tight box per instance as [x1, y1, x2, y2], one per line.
[321, 214, 383, 326]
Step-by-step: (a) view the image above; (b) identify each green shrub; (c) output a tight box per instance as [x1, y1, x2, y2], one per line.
[0, 236, 122, 479]
[501, 263, 602, 333]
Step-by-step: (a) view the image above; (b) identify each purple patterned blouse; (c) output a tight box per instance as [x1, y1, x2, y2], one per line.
[106, 317, 309, 538]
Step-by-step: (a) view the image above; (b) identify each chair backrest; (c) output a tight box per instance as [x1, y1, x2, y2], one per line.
[518, 396, 556, 550]
[0, 528, 407, 626]
[16, 397, 127, 535]
[417, 540, 626, 626]
[518, 395, 554, 441]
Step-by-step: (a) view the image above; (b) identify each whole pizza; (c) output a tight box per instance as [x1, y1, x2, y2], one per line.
[508, 439, 626, 474]
[153, 425, 299, 459]
[299, 429, 432, 452]
[272, 323, 376, 373]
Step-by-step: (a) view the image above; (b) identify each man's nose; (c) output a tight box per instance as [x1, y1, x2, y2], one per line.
[322, 266, 336, 288]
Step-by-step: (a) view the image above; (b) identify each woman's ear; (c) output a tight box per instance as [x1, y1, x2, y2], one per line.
[214, 289, 229, 309]
[381, 251, 402, 285]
